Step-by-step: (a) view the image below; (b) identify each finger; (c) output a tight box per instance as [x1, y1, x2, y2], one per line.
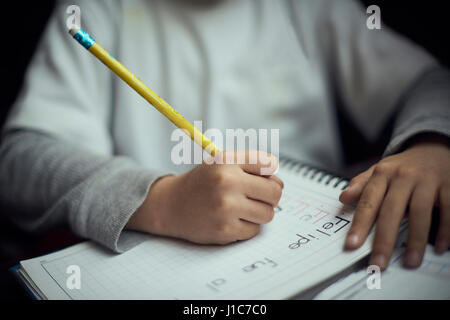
[212, 150, 279, 176]
[268, 175, 284, 189]
[239, 198, 275, 225]
[403, 183, 436, 268]
[345, 173, 388, 250]
[368, 179, 415, 270]
[236, 219, 261, 241]
[339, 165, 375, 205]
[221, 150, 279, 176]
[435, 185, 450, 253]
[243, 173, 283, 206]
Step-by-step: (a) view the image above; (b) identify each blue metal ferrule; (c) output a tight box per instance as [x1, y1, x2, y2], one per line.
[73, 29, 95, 49]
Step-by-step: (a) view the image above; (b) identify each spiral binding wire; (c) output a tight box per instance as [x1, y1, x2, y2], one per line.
[279, 155, 349, 190]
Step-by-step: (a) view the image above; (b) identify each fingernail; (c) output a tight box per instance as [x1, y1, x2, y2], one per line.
[370, 254, 387, 269]
[345, 234, 359, 249]
[435, 238, 449, 254]
[404, 250, 421, 268]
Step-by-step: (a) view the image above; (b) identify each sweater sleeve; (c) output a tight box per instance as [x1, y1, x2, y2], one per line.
[0, 130, 166, 253]
[383, 68, 450, 156]
[1, 1, 168, 252]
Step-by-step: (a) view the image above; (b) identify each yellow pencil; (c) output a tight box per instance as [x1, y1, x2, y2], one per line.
[69, 27, 221, 156]
[69, 27, 281, 210]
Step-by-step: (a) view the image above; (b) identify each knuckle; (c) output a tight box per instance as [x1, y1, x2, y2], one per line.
[362, 181, 381, 196]
[273, 184, 283, 202]
[377, 207, 392, 220]
[421, 166, 437, 179]
[213, 170, 234, 188]
[373, 162, 393, 176]
[262, 207, 275, 223]
[357, 199, 375, 210]
[214, 194, 233, 211]
[396, 166, 417, 179]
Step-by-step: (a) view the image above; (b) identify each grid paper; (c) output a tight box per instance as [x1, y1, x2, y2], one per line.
[33, 168, 364, 299]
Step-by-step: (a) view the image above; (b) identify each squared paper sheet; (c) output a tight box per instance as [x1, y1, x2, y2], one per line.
[20, 168, 376, 299]
[315, 244, 450, 300]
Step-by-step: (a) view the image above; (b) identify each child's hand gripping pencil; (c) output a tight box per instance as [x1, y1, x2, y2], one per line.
[69, 28, 282, 243]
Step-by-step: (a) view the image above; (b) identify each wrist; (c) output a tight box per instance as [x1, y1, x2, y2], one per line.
[126, 174, 178, 235]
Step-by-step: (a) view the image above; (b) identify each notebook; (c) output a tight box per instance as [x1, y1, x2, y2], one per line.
[315, 243, 450, 300]
[13, 156, 405, 300]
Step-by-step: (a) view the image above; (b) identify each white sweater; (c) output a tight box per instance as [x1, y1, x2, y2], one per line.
[1, 0, 449, 252]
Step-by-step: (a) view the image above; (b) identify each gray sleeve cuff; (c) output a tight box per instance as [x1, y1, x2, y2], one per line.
[384, 68, 450, 156]
[384, 118, 450, 156]
[67, 162, 164, 253]
[0, 130, 172, 253]
[58, 157, 170, 253]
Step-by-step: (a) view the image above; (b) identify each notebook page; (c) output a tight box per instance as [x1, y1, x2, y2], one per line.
[315, 244, 450, 300]
[20, 167, 376, 300]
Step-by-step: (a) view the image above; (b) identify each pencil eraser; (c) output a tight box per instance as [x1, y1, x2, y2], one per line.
[69, 26, 80, 36]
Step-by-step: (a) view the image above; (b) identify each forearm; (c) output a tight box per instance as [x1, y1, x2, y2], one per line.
[0, 130, 165, 252]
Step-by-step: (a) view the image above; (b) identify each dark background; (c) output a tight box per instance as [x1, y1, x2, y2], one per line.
[0, 1, 448, 299]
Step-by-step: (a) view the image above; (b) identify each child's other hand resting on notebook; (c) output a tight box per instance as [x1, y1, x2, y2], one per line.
[127, 150, 283, 245]
[339, 134, 450, 270]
